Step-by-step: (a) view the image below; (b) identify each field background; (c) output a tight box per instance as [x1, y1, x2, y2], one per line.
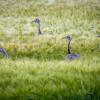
[0, 0, 100, 100]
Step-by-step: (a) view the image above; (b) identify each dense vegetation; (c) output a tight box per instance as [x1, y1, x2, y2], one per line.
[0, 0, 100, 100]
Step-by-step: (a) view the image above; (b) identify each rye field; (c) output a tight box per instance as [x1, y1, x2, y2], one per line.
[0, 0, 100, 100]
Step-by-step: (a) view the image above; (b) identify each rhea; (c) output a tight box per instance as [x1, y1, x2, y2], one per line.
[63, 35, 80, 60]
[0, 48, 8, 59]
[32, 18, 43, 35]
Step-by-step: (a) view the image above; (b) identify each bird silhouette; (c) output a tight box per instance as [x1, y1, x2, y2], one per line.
[32, 18, 43, 35]
[63, 35, 80, 60]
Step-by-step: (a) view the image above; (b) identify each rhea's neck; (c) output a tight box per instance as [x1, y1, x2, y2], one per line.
[36, 23, 42, 35]
[67, 40, 71, 54]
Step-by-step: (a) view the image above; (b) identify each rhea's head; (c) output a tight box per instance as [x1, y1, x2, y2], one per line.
[32, 18, 40, 24]
[63, 35, 72, 41]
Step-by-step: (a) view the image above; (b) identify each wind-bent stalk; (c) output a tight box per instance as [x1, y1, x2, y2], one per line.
[97, 34, 100, 50]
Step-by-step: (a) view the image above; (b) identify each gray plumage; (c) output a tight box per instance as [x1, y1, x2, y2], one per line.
[32, 18, 43, 35]
[0, 48, 8, 59]
[63, 35, 80, 60]
[97, 34, 100, 37]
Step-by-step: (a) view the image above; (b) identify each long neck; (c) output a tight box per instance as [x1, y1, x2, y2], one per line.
[36, 23, 42, 35]
[67, 40, 71, 54]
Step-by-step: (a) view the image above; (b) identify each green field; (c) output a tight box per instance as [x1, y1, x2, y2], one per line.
[0, 0, 100, 100]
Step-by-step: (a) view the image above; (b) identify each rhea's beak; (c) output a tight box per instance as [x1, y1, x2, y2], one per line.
[62, 36, 67, 39]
